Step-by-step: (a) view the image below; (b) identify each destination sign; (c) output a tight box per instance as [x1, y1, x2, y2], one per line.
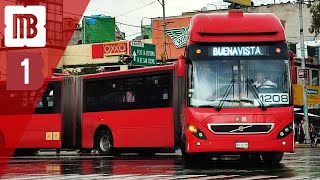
[187, 43, 289, 60]
[211, 46, 263, 56]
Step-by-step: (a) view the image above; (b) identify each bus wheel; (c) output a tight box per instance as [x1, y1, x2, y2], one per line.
[261, 152, 283, 165]
[96, 130, 113, 155]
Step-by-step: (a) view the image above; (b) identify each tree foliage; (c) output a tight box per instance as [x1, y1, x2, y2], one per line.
[61, 64, 102, 75]
[309, 0, 320, 38]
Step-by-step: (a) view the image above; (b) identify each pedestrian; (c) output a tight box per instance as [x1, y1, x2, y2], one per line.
[294, 122, 300, 143]
[298, 119, 305, 143]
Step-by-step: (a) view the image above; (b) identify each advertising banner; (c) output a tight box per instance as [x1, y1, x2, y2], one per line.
[293, 84, 320, 105]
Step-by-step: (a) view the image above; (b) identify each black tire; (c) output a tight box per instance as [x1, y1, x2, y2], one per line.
[180, 134, 208, 162]
[95, 130, 113, 155]
[261, 152, 283, 165]
[180, 133, 187, 156]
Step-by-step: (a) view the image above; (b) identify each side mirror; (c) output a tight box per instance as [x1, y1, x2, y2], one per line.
[177, 55, 186, 77]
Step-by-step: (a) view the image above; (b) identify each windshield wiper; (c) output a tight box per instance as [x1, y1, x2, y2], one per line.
[216, 80, 235, 111]
[246, 79, 267, 111]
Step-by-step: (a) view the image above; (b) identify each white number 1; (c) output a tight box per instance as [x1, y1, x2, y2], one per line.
[21, 58, 29, 85]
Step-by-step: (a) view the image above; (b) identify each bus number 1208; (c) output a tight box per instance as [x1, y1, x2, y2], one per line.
[259, 93, 289, 104]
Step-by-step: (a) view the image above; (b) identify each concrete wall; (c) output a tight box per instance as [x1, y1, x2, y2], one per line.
[244, 3, 316, 43]
[68, 29, 82, 46]
[59, 44, 120, 68]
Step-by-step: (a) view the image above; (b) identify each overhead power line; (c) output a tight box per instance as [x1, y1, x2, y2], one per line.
[115, 0, 158, 18]
[116, 22, 164, 32]
[126, 32, 142, 38]
[116, 22, 141, 28]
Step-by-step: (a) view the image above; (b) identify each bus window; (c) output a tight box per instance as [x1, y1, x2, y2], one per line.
[84, 72, 172, 112]
[34, 83, 60, 114]
[312, 70, 319, 86]
[145, 73, 171, 108]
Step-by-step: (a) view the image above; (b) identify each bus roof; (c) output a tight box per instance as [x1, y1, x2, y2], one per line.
[0, 75, 64, 85]
[83, 64, 175, 80]
[50, 75, 65, 81]
[188, 10, 285, 43]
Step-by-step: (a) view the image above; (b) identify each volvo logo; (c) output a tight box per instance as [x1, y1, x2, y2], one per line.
[230, 125, 253, 133]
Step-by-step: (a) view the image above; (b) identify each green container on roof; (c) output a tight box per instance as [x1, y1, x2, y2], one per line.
[141, 25, 152, 39]
[82, 15, 116, 44]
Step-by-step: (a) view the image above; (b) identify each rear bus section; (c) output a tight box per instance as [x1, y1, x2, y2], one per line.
[180, 11, 294, 164]
[80, 65, 180, 155]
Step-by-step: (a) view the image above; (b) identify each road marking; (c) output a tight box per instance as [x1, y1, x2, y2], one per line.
[1, 174, 315, 180]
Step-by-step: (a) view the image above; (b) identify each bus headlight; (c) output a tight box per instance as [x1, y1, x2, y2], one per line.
[188, 125, 207, 140]
[277, 123, 293, 139]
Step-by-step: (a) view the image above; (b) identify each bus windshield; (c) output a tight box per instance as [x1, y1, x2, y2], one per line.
[188, 59, 291, 108]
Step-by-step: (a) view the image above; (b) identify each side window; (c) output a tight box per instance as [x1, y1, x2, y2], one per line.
[145, 73, 171, 108]
[312, 70, 319, 86]
[34, 82, 61, 114]
[84, 71, 172, 112]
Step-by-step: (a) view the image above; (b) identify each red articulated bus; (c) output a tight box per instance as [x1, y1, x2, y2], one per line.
[178, 11, 294, 164]
[0, 66, 181, 155]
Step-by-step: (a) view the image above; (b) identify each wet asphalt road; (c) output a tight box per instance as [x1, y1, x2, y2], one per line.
[1, 148, 320, 179]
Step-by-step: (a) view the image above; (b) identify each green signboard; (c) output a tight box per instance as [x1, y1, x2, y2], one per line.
[82, 15, 116, 44]
[141, 25, 152, 39]
[131, 42, 157, 66]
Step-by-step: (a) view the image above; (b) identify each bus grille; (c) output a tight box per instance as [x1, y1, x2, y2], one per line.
[208, 123, 274, 134]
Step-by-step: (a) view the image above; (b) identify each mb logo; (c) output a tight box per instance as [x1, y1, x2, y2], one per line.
[4, 6, 46, 47]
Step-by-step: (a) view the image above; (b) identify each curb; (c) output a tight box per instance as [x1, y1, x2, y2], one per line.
[295, 144, 315, 148]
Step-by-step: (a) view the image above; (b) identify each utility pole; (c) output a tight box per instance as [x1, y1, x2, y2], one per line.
[158, 0, 167, 63]
[299, 0, 311, 143]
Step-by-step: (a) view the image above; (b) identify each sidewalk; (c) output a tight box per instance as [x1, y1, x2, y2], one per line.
[295, 143, 314, 148]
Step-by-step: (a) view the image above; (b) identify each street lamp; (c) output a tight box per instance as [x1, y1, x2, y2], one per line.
[157, 0, 167, 63]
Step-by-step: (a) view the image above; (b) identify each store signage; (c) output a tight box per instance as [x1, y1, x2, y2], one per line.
[166, 27, 189, 49]
[298, 69, 308, 78]
[103, 41, 127, 56]
[92, 41, 129, 59]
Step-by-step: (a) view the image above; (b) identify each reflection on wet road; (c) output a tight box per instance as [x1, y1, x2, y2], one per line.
[1, 148, 320, 179]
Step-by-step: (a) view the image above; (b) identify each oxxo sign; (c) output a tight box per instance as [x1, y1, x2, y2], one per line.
[103, 41, 128, 56]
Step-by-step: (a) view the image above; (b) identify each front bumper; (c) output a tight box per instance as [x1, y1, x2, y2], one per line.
[186, 132, 294, 153]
